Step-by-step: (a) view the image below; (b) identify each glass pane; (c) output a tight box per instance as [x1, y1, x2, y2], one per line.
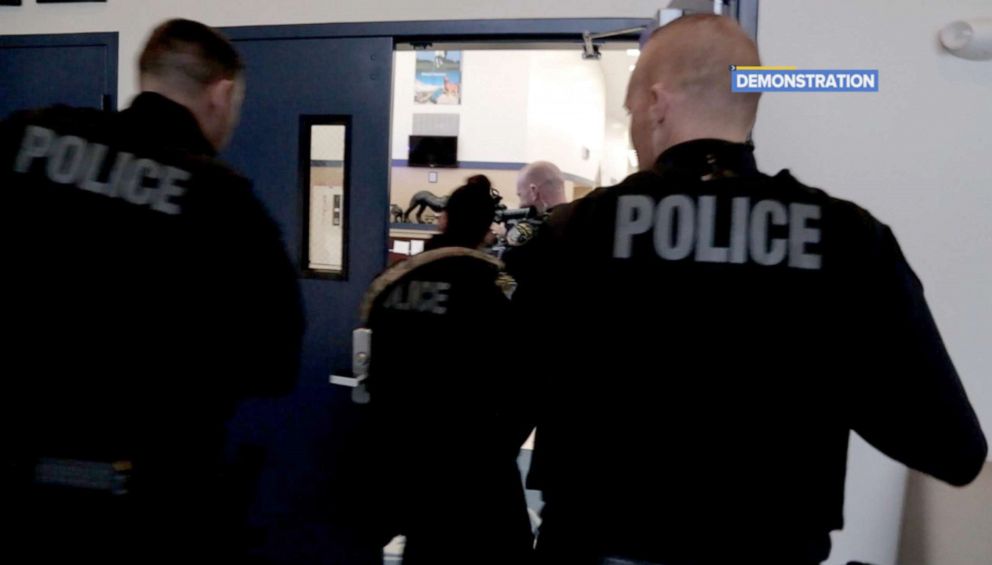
[308, 124, 347, 275]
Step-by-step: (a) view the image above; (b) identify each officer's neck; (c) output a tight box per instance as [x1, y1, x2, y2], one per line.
[654, 138, 759, 179]
[139, 81, 222, 152]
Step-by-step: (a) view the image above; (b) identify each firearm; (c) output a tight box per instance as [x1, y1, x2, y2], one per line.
[495, 207, 533, 226]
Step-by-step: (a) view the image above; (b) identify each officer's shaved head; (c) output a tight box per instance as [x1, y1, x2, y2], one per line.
[626, 15, 761, 170]
[139, 19, 243, 94]
[517, 161, 567, 213]
[138, 19, 246, 151]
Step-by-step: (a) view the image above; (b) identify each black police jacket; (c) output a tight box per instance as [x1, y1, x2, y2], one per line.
[358, 247, 533, 564]
[519, 139, 987, 564]
[502, 205, 557, 295]
[0, 93, 304, 488]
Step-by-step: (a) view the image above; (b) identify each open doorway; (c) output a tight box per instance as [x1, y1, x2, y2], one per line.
[386, 43, 641, 262]
[382, 39, 643, 561]
[217, 9, 759, 564]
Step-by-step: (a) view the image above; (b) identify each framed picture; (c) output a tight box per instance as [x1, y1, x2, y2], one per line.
[414, 50, 462, 105]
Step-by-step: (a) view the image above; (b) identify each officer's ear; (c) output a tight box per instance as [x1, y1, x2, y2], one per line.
[206, 78, 237, 115]
[204, 77, 243, 151]
[647, 81, 670, 126]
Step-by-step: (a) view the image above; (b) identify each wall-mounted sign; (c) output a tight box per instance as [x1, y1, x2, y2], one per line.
[414, 51, 462, 105]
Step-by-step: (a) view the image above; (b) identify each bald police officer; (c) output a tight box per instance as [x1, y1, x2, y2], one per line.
[516, 161, 567, 216]
[522, 15, 987, 565]
[0, 19, 303, 563]
[503, 161, 567, 293]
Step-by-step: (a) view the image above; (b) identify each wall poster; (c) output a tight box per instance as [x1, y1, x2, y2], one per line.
[414, 50, 462, 105]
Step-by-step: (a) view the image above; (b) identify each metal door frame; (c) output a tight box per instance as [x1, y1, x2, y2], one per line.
[0, 31, 119, 110]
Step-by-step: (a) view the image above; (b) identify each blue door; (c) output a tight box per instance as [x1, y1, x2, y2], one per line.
[217, 19, 662, 564]
[220, 30, 392, 564]
[0, 32, 117, 118]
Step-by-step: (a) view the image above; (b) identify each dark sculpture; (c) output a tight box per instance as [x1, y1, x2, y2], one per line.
[390, 204, 405, 224]
[404, 190, 448, 223]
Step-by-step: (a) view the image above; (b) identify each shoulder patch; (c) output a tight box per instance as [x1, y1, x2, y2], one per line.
[507, 221, 538, 247]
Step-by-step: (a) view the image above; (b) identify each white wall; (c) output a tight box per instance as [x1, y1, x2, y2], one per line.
[898, 464, 992, 565]
[0, 0, 664, 105]
[602, 122, 634, 186]
[755, 1, 992, 563]
[392, 50, 607, 182]
[524, 51, 606, 182]
[391, 50, 532, 163]
[599, 49, 640, 185]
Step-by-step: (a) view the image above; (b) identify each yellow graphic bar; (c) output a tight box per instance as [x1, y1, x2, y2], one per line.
[733, 65, 798, 70]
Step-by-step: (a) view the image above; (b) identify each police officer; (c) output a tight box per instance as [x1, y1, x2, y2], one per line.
[502, 161, 567, 292]
[516, 161, 567, 216]
[521, 15, 987, 565]
[0, 19, 304, 563]
[358, 176, 533, 563]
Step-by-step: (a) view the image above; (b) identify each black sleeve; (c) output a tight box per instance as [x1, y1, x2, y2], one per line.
[848, 221, 987, 486]
[234, 193, 305, 397]
[507, 204, 578, 489]
[483, 278, 535, 449]
[0, 113, 27, 175]
[195, 178, 305, 399]
[506, 220, 559, 439]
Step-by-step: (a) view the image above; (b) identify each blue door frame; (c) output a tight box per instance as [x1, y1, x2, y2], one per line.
[219, 4, 755, 43]
[0, 32, 118, 117]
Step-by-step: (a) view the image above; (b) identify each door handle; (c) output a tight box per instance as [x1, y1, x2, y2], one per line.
[329, 328, 372, 404]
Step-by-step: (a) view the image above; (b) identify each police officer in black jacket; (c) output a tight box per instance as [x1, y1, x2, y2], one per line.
[360, 175, 533, 564]
[521, 15, 988, 565]
[0, 19, 304, 563]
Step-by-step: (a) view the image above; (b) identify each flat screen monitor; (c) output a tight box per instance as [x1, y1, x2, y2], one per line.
[408, 135, 458, 168]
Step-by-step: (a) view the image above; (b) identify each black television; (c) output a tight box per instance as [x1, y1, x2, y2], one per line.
[408, 135, 458, 168]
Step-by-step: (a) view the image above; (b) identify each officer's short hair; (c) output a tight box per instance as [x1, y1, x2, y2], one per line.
[139, 19, 244, 92]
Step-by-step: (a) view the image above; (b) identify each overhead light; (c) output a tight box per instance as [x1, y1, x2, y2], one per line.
[626, 49, 641, 57]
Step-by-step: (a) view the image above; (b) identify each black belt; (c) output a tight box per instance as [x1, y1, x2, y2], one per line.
[31, 458, 132, 495]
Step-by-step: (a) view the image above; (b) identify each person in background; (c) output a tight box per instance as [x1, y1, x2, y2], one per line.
[424, 174, 502, 252]
[503, 160, 569, 294]
[358, 174, 533, 564]
[516, 160, 567, 215]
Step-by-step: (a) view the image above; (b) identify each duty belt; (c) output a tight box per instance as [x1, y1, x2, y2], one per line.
[33, 458, 132, 495]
